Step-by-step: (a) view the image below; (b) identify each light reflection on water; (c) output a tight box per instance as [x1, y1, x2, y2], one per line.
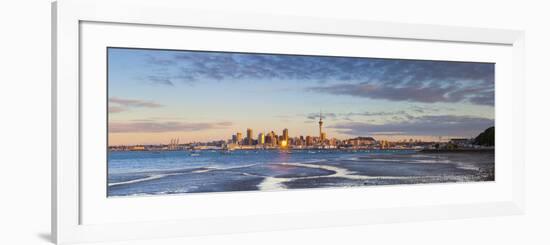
[107, 150, 494, 197]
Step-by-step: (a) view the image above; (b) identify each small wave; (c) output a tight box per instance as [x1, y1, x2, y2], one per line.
[454, 163, 480, 171]
[257, 162, 418, 191]
[190, 164, 259, 174]
[412, 159, 452, 164]
[301, 159, 327, 164]
[368, 158, 402, 162]
[220, 163, 258, 170]
[242, 172, 262, 177]
[192, 168, 214, 173]
[109, 167, 220, 188]
[109, 173, 176, 187]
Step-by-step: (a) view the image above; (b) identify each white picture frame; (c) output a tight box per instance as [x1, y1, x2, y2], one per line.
[52, 0, 525, 244]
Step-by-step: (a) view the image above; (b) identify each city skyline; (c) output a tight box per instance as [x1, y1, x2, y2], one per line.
[108, 48, 494, 146]
[227, 111, 329, 148]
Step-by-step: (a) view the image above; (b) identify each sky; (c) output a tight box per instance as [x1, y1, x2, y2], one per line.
[107, 47, 495, 146]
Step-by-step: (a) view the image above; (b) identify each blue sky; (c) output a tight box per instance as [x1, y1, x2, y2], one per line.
[108, 47, 494, 145]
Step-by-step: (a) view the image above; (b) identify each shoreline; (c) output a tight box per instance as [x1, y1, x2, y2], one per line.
[109, 148, 495, 153]
[419, 148, 494, 153]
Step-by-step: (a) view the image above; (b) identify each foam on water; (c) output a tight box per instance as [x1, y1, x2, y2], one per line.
[412, 159, 453, 164]
[257, 161, 418, 191]
[368, 158, 402, 162]
[454, 162, 480, 171]
[109, 150, 494, 196]
[191, 168, 214, 173]
[109, 173, 178, 187]
[191, 163, 259, 173]
[257, 176, 290, 190]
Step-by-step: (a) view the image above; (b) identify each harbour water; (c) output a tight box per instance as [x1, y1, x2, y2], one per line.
[107, 150, 494, 197]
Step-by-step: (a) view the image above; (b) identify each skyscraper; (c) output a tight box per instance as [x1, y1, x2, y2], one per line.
[321, 132, 327, 142]
[283, 128, 289, 141]
[270, 131, 278, 146]
[247, 128, 253, 145]
[236, 132, 243, 145]
[306, 136, 313, 146]
[258, 133, 265, 145]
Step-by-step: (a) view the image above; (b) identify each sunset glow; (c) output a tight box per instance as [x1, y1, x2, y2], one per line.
[108, 48, 494, 146]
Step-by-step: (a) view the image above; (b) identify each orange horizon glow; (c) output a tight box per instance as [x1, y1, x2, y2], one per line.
[108, 131, 466, 146]
[107, 48, 494, 147]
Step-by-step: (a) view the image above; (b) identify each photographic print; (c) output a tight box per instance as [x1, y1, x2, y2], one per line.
[107, 47, 495, 197]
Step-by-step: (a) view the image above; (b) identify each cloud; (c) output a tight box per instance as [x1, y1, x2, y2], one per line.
[309, 79, 494, 106]
[408, 105, 447, 113]
[334, 111, 414, 122]
[328, 115, 494, 137]
[108, 106, 127, 113]
[146, 75, 175, 86]
[109, 121, 232, 133]
[343, 110, 412, 117]
[109, 97, 162, 108]
[109, 97, 163, 113]
[127, 48, 493, 98]
[301, 110, 414, 122]
[113, 48, 494, 106]
[146, 55, 177, 66]
[306, 112, 337, 120]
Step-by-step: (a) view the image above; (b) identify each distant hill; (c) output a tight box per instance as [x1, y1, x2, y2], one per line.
[474, 126, 495, 146]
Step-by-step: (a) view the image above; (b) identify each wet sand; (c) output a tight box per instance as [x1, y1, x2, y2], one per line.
[108, 151, 494, 196]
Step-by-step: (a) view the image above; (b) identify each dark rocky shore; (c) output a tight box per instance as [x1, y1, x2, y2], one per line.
[420, 148, 494, 153]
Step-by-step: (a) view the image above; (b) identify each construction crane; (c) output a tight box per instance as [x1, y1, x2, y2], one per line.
[167, 138, 180, 151]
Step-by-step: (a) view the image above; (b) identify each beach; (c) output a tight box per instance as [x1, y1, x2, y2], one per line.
[108, 150, 494, 197]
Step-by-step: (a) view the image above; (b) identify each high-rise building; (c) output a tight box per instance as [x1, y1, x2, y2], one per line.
[294, 137, 301, 146]
[258, 133, 265, 145]
[318, 110, 324, 143]
[231, 134, 238, 144]
[246, 128, 253, 145]
[236, 132, 243, 145]
[270, 131, 277, 146]
[306, 136, 313, 146]
[320, 132, 327, 142]
[283, 128, 289, 141]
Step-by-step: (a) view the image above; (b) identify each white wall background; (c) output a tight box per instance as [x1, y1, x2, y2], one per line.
[0, 0, 548, 244]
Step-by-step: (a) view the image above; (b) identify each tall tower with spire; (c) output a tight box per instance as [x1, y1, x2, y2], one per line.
[318, 110, 323, 140]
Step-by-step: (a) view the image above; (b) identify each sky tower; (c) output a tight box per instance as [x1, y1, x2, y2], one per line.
[318, 110, 323, 140]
